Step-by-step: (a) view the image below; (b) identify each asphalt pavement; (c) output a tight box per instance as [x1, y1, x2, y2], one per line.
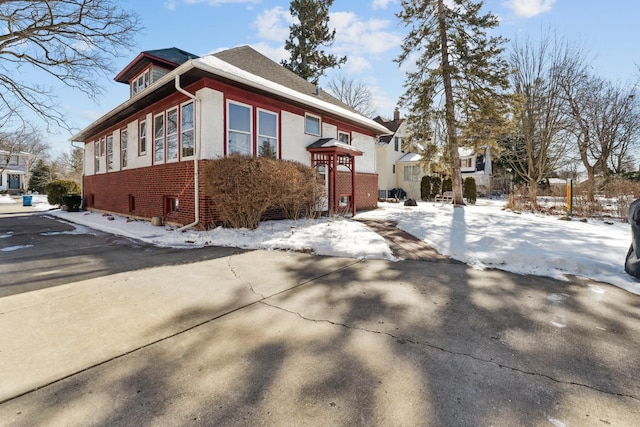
[1, 206, 639, 426]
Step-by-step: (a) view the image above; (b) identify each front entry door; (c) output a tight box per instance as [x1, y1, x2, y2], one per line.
[8, 174, 20, 190]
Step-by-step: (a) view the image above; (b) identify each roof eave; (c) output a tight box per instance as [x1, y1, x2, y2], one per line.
[72, 55, 391, 142]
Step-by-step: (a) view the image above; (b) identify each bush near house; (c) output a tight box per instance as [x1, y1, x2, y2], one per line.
[442, 177, 452, 193]
[45, 180, 80, 206]
[421, 175, 443, 201]
[463, 177, 477, 204]
[203, 155, 325, 229]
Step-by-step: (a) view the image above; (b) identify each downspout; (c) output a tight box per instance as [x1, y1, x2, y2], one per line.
[175, 74, 200, 231]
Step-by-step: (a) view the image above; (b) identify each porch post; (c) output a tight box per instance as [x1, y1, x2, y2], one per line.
[351, 156, 356, 217]
[332, 153, 338, 214]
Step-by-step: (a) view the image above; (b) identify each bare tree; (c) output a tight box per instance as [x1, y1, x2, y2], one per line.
[327, 74, 377, 117]
[52, 146, 84, 183]
[561, 73, 640, 200]
[504, 35, 579, 206]
[0, 0, 140, 129]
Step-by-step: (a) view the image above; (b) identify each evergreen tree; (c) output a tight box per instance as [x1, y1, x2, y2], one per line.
[396, 0, 510, 205]
[281, 0, 346, 84]
[29, 159, 53, 193]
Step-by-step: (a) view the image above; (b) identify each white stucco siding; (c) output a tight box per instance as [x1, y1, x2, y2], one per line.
[281, 111, 313, 164]
[84, 141, 95, 175]
[198, 87, 225, 160]
[322, 122, 337, 139]
[126, 117, 152, 169]
[111, 130, 121, 172]
[351, 131, 376, 174]
[122, 121, 137, 169]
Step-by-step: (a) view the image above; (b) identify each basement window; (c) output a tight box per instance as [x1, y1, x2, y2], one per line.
[164, 196, 179, 214]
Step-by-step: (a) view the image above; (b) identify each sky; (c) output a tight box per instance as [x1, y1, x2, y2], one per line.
[1, 194, 637, 296]
[18, 0, 640, 156]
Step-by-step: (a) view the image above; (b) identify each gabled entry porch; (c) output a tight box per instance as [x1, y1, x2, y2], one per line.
[307, 138, 363, 217]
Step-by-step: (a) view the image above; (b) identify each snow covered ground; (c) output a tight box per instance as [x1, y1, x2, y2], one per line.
[1, 194, 637, 296]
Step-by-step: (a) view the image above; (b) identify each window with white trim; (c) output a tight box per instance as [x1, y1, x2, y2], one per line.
[154, 113, 165, 163]
[338, 131, 350, 145]
[403, 165, 420, 182]
[94, 141, 100, 172]
[181, 102, 194, 157]
[227, 101, 252, 155]
[121, 129, 128, 168]
[305, 114, 321, 136]
[107, 135, 114, 171]
[131, 69, 150, 97]
[166, 107, 178, 161]
[257, 109, 278, 158]
[139, 120, 147, 155]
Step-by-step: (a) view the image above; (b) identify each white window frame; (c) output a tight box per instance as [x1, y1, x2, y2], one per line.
[403, 165, 420, 182]
[305, 113, 321, 136]
[257, 108, 278, 158]
[154, 113, 165, 164]
[131, 69, 150, 97]
[338, 131, 350, 145]
[227, 100, 253, 156]
[166, 107, 179, 162]
[106, 135, 114, 171]
[139, 120, 147, 155]
[121, 128, 128, 169]
[181, 101, 195, 158]
[94, 141, 100, 173]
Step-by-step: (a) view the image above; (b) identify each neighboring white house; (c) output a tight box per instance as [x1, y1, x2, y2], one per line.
[0, 150, 32, 194]
[374, 110, 414, 199]
[459, 146, 492, 196]
[374, 111, 493, 200]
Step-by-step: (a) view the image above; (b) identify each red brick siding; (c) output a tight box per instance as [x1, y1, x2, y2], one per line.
[83, 161, 378, 228]
[336, 171, 378, 210]
[83, 162, 200, 226]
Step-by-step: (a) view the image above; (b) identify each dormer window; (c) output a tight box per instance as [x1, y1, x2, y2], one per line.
[131, 69, 150, 97]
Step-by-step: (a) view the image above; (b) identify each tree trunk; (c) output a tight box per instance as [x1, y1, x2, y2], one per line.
[438, 0, 464, 205]
[528, 177, 539, 208]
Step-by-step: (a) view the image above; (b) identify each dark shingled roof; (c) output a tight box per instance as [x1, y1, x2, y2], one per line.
[115, 47, 199, 83]
[373, 115, 403, 143]
[213, 46, 359, 114]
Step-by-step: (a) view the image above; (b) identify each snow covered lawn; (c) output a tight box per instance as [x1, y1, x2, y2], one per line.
[36, 198, 639, 296]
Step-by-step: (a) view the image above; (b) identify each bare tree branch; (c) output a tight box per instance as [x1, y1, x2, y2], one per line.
[0, 0, 141, 130]
[326, 74, 377, 118]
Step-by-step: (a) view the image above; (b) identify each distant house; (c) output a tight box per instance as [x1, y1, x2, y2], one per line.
[71, 46, 389, 227]
[374, 111, 493, 199]
[0, 150, 32, 194]
[373, 110, 416, 199]
[459, 146, 492, 196]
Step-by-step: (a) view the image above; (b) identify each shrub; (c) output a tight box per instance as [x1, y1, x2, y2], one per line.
[420, 176, 442, 200]
[442, 177, 452, 193]
[463, 177, 477, 204]
[431, 177, 441, 199]
[203, 155, 325, 229]
[420, 176, 430, 201]
[45, 180, 80, 206]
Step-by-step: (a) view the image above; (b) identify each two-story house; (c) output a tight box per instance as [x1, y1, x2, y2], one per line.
[71, 46, 390, 227]
[375, 111, 493, 200]
[0, 150, 32, 194]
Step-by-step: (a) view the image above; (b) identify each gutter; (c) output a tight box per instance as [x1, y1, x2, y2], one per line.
[174, 74, 200, 231]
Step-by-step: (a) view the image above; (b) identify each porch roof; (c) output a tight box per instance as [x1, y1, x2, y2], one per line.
[306, 138, 363, 156]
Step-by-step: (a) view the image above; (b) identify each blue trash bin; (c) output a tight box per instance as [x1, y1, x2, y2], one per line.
[22, 195, 32, 207]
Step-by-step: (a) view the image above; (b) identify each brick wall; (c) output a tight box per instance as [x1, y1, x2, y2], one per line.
[83, 162, 378, 228]
[83, 162, 203, 227]
[336, 171, 378, 211]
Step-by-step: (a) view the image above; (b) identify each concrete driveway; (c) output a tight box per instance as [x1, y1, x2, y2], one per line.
[0, 211, 639, 426]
